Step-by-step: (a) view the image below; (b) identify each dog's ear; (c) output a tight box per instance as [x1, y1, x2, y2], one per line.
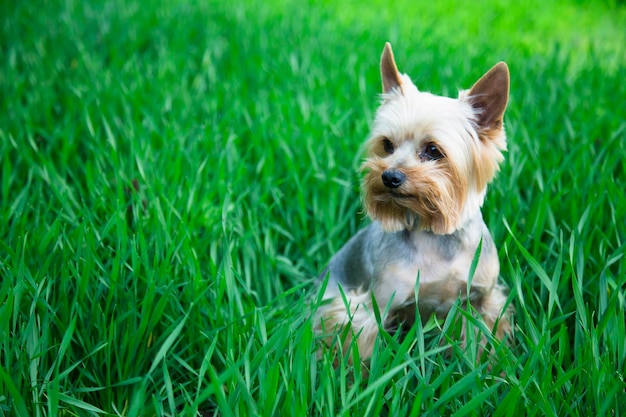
[380, 42, 403, 94]
[467, 62, 509, 131]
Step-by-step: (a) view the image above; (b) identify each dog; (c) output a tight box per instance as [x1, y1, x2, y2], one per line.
[315, 42, 513, 360]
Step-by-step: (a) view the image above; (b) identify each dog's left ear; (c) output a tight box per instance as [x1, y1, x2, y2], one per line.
[466, 62, 509, 132]
[380, 42, 403, 94]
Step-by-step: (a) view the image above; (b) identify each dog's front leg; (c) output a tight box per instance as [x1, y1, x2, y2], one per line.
[316, 288, 382, 360]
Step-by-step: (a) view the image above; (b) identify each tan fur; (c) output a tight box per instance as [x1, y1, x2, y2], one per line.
[361, 149, 467, 234]
[315, 289, 380, 360]
[380, 42, 403, 94]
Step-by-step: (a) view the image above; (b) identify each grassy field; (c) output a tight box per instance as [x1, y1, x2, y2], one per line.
[1, 0, 625, 415]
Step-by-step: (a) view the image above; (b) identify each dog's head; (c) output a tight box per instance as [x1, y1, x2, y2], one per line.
[362, 43, 509, 234]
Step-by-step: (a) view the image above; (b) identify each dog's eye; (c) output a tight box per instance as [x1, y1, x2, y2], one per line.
[382, 137, 395, 154]
[421, 143, 443, 161]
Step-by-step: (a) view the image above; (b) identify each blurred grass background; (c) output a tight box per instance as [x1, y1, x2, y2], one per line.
[1, 0, 625, 415]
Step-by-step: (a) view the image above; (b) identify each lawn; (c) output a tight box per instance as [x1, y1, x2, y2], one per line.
[1, 0, 625, 415]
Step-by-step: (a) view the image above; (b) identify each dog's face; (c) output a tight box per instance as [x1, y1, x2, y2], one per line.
[362, 43, 509, 234]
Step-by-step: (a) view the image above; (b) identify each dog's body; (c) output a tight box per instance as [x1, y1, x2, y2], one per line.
[316, 43, 513, 359]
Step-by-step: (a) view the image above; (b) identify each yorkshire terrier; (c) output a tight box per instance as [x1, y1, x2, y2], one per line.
[315, 43, 513, 360]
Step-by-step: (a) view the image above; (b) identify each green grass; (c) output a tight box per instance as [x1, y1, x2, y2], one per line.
[1, 0, 625, 415]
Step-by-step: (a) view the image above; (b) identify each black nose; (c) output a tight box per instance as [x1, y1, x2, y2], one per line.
[382, 169, 406, 189]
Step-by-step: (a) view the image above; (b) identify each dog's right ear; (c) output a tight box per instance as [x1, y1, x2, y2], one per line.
[381, 42, 403, 94]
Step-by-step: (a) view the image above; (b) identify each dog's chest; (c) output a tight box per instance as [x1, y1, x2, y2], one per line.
[368, 229, 492, 312]
[377, 229, 479, 287]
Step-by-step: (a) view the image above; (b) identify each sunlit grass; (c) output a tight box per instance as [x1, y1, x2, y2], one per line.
[1, 0, 625, 415]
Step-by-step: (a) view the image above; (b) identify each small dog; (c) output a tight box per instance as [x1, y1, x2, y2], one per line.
[316, 43, 513, 360]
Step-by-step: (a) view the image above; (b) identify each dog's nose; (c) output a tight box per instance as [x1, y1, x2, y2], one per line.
[382, 169, 406, 188]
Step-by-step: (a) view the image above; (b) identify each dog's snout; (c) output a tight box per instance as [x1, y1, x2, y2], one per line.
[382, 169, 406, 188]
